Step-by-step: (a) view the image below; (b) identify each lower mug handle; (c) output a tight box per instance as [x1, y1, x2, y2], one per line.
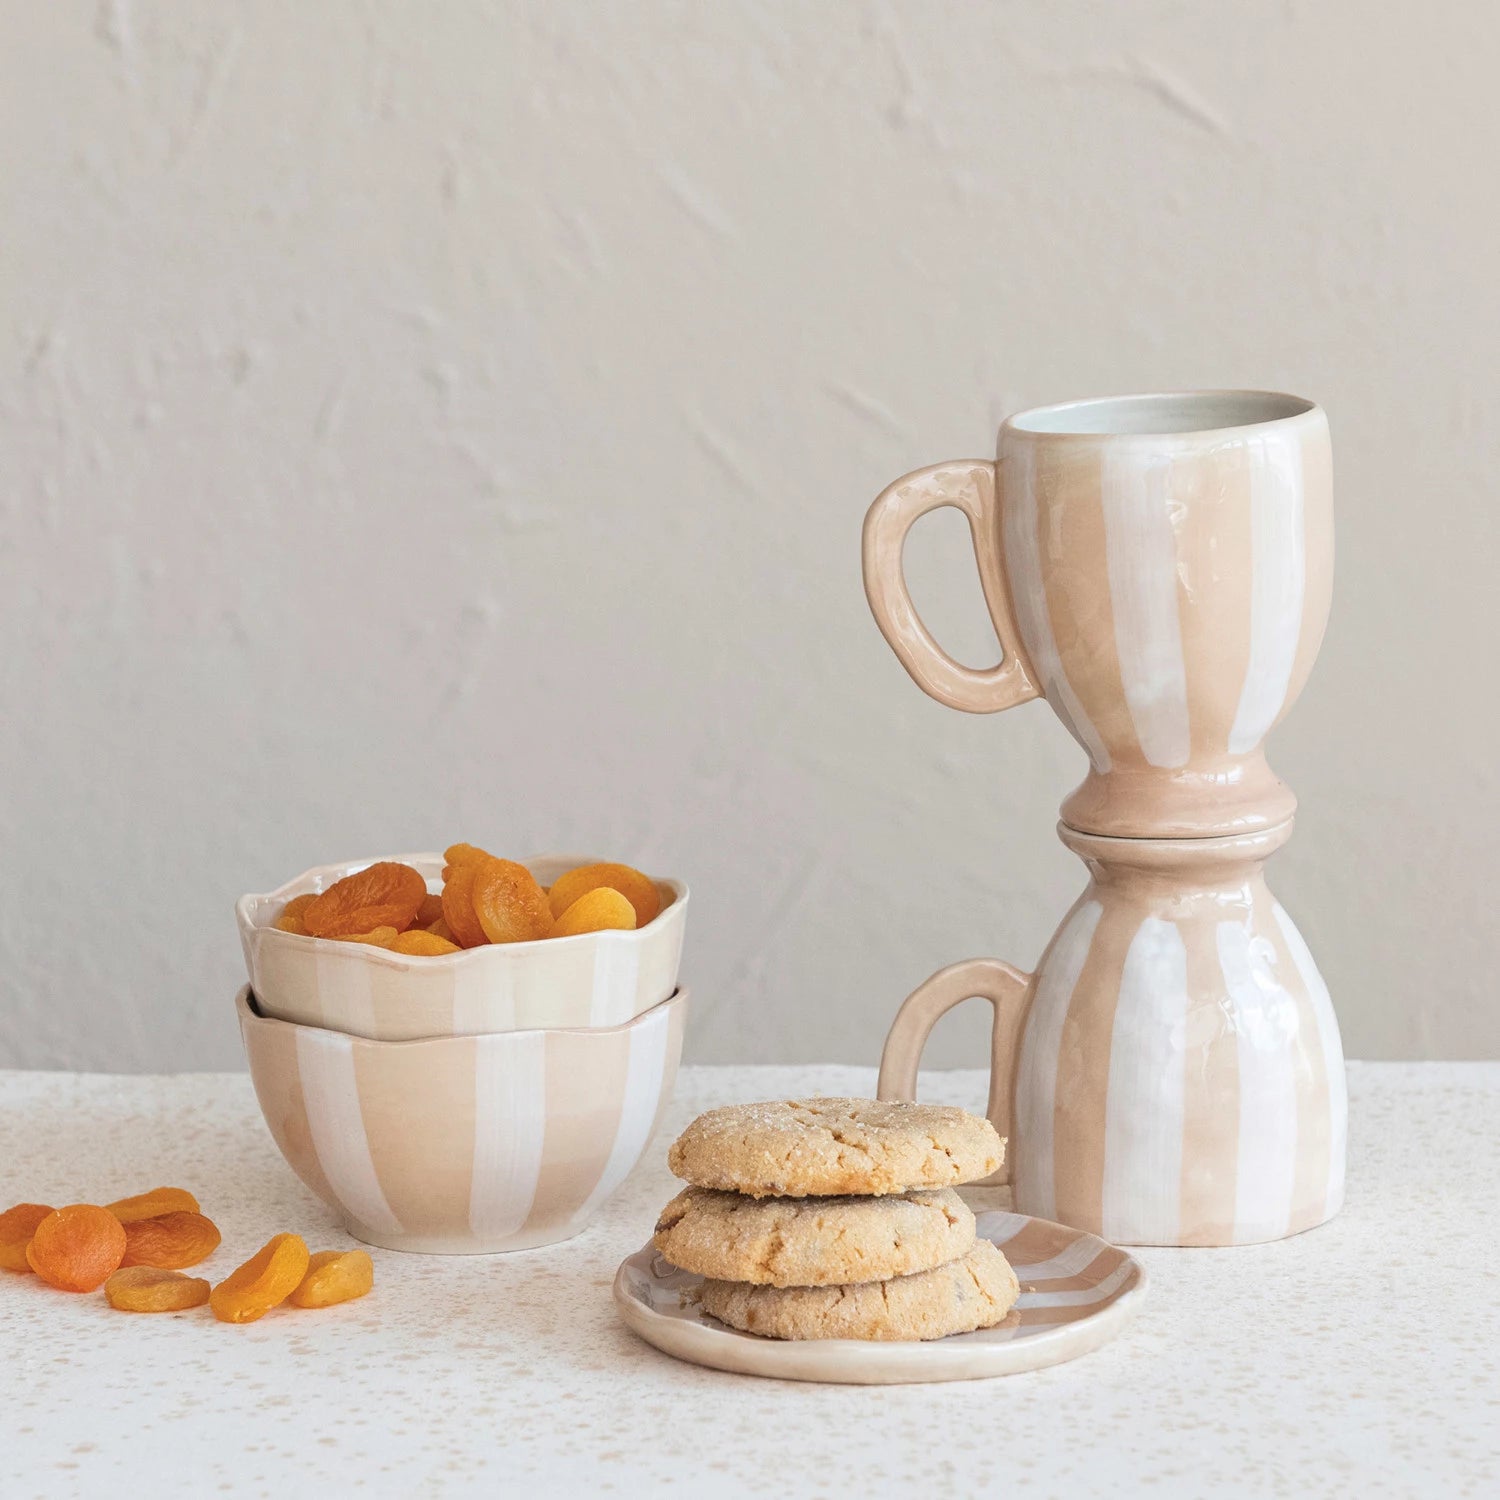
[876, 958, 1034, 1187]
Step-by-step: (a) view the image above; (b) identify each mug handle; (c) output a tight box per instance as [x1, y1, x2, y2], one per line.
[862, 460, 1041, 713]
[876, 958, 1034, 1187]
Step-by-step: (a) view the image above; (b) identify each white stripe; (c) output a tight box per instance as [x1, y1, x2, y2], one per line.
[572, 1006, 669, 1223]
[1002, 1233, 1110, 1284]
[590, 936, 641, 1027]
[314, 946, 379, 1037]
[468, 1032, 547, 1241]
[1102, 918, 1187, 1243]
[1019, 1260, 1137, 1309]
[294, 1030, 403, 1237]
[1230, 436, 1305, 753]
[1219, 921, 1299, 1242]
[1273, 902, 1347, 1217]
[453, 955, 513, 1034]
[1100, 449, 1191, 767]
[1013, 899, 1102, 1221]
[1002, 443, 1112, 769]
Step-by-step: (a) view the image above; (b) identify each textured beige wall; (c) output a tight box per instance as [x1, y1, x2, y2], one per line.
[2, 1, 1495, 1070]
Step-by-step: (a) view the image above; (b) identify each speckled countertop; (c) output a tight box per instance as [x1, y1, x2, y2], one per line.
[1, 1063, 1496, 1498]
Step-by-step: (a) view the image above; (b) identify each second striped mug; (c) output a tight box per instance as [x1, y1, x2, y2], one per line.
[877, 820, 1347, 1246]
[862, 391, 1333, 838]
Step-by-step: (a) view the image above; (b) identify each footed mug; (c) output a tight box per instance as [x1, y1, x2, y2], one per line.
[863, 391, 1333, 837]
[878, 820, 1347, 1246]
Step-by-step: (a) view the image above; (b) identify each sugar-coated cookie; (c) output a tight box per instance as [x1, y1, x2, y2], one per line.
[698, 1239, 1019, 1342]
[654, 1186, 974, 1287]
[666, 1097, 1003, 1198]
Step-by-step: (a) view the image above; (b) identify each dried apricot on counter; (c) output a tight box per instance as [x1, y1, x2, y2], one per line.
[210, 1233, 310, 1324]
[551, 887, 637, 938]
[274, 893, 317, 935]
[0, 1203, 54, 1273]
[25, 1205, 127, 1292]
[389, 929, 460, 956]
[547, 863, 661, 928]
[120, 1211, 221, 1270]
[440, 861, 490, 949]
[303, 862, 427, 938]
[287, 1249, 374, 1309]
[105, 1186, 200, 1223]
[471, 859, 552, 944]
[105, 1266, 211, 1313]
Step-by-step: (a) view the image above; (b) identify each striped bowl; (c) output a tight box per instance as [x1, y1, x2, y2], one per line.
[237, 854, 687, 1042]
[237, 984, 687, 1254]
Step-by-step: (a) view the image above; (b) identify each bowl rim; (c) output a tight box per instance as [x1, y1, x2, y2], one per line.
[236, 981, 689, 1048]
[236, 852, 689, 968]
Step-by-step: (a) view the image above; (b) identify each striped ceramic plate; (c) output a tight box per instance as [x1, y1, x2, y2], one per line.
[613, 1208, 1146, 1384]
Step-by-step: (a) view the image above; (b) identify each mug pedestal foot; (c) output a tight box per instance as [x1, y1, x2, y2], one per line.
[1060, 752, 1296, 840]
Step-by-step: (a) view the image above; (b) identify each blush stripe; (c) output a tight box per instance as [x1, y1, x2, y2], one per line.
[1102, 918, 1187, 1243]
[1003, 443, 1112, 769]
[294, 1030, 403, 1238]
[1178, 911, 1241, 1245]
[1019, 1259, 1137, 1309]
[1100, 449, 1191, 768]
[1274, 902, 1347, 1218]
[1013, 899, 1102, 1222]
[468, 1032, 548, 1241]
[572, 1007, 670, 1223]
[1230, 437, 1306, 753]
[1009, 1235, 1115, 1285]
[1219, 921, 1298, 1241]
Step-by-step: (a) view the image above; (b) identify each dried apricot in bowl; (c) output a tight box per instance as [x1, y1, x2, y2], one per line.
[105, 1266, 211, 1313]
[25, 1205, 128, 1292]
[210, 1233, 310, 1324]
[120, 1211, 221, 1270]
[0, 1203, 54, 1273]
[339, 926, 401, 949]
[547, 863, 661, 928]
[105, 1187, 201, 1224]
[303, 862, 427, 939]
[389, 929, 460, 956]
[551, 887, 636, 938]
[442, 842, 491, 876]
[471, 859, 552, 944]
[440, 861, 490, 949]
[288, 1249, 374, 1309]
[274, 893, 317, 935]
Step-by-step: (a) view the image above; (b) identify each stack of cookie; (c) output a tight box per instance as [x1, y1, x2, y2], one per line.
[654, 1098, 1019, 1342]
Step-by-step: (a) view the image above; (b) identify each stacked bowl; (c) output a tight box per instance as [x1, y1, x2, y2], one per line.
[235, 855, 688, 1253]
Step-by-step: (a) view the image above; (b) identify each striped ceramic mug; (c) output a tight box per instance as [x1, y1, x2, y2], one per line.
[877, 820, 1347, 1246]
[863, 391, 1333, 837]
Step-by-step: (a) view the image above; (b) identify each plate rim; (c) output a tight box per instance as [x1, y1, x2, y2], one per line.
[612, 1209, 1149, 1385]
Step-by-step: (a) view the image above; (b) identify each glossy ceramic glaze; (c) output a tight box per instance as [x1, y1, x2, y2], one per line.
[878, 820, 1346, 1246]
[863, 391, 1333, 838]
[237, 984, 687, 1253]
[238, 854, 687, 1041]
[615, 1208, 1146, 1384]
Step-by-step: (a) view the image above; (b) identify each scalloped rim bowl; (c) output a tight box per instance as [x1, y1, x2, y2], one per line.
[237, 984, 688, 1254]
[237, 854, 688, 1041]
